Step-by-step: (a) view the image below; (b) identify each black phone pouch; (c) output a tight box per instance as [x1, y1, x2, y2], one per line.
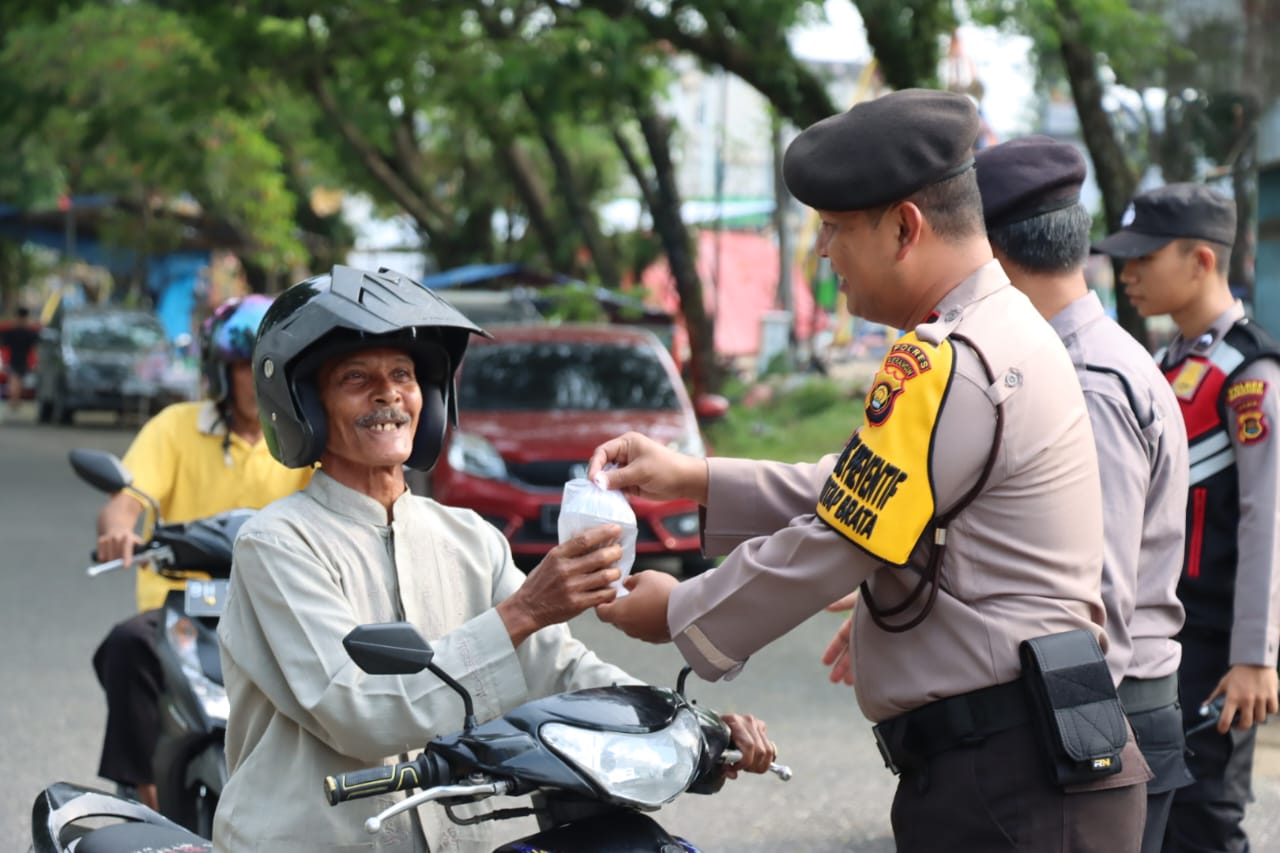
[1019, 629, 1127, 787]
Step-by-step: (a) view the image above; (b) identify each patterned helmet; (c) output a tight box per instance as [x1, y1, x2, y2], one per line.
[253, 266, 488, 471]
[200, 295, 273, 403]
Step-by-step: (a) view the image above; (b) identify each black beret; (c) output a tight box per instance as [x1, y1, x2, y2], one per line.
[783, 89, 980, 212]
[974, 135, 1086, 229]
[1093, 183, 1237, 258]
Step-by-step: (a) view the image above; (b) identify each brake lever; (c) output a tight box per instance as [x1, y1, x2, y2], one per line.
[719, 749, 793, 781]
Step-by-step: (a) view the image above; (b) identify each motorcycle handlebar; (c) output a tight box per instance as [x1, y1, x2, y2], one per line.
[324, 753, 451, 806]
[86, 545, 176, 577]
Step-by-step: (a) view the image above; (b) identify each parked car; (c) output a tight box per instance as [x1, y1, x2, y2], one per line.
[0, 318, 41, 400]
[429, 324, 728, 576]
[35, 309, 183, 424]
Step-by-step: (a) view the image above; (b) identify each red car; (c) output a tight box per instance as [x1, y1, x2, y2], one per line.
[430, 324, 726, 576]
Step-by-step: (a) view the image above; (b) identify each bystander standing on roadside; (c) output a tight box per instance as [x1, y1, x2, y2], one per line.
[0, 306, 40, 421]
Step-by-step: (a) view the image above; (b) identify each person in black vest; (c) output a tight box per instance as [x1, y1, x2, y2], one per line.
[1097, 183, 1280, 853]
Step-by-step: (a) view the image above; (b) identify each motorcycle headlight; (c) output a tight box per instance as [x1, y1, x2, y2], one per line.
[164, 611, 230, 723]
[446, 431, 508, 481]
[540, 707, 703, 808]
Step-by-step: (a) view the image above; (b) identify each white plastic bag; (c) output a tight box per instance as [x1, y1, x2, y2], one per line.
[558, 472, 638, 597]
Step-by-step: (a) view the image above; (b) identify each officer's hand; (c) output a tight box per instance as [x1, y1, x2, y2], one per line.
[595, 570, 678, 643]
[96, 528, 143, 566]
[1206, 664, 1280, 733]
[822, 614, 855, 686]
[720, 713, 774, 778]
[497, 524, 622, 647]
[587, 432, 708, 505]
[825, 590, 859, 612]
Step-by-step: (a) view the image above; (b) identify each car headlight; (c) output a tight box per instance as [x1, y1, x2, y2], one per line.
[164, 611, 230, 723]
[668, 430, 705, 458]
[540, 707, 703, 808]
[446, 431, 508, 481]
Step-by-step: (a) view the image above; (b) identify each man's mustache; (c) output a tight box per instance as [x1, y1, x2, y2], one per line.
[355, 408, 412, 427]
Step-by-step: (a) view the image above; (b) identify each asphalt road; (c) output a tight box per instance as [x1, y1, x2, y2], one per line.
[2, 409, 1278, 850]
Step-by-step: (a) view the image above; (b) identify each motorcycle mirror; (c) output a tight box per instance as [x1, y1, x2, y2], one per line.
[344, 622, 436, 675]
[69, 448, 132, 494]
[344, 622, 479, 732]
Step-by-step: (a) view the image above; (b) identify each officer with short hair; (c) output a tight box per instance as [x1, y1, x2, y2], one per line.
[1096, 184, 1280, 852]
[973, 136, 1193, 853]
[588, 90, 1152, 852]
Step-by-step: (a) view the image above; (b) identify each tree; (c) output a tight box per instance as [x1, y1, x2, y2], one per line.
[0, 4, 309, 287]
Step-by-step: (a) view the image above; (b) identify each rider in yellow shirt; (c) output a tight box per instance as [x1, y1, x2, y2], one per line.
[91, 296, 312, 811]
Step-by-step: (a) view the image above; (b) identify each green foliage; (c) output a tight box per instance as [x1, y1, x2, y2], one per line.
[705, 377, 860, 463]
[0, 3, 306, 269]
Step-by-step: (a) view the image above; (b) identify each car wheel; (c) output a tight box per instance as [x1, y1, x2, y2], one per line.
[52, 389, 73, 425]
[680, 554, 718, 577]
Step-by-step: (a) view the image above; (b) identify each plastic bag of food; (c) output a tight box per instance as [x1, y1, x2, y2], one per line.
[558, 471, 638, 597]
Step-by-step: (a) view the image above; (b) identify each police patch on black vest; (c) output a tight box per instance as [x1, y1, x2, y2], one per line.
[818, 333, 955, 564]
[1227, 378, 1270, 445]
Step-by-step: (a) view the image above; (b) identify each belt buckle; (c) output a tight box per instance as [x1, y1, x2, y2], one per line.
[871, 724, 901, 775]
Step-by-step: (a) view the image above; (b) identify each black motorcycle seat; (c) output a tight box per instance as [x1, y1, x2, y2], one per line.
[72, 822, 211, 853]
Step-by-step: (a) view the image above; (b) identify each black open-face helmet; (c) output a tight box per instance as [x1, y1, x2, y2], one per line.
[253, 265, 488, 470]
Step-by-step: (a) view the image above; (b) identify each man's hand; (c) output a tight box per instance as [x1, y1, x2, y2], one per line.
[96, 492, 145, 565]
[1206, 664, 1280, 733]
[587, 432, 708, 505]
[720, 713, 774, 778]
[497, 524, 623, 647]
[595, 570, 679, 642]
[820, 591, 858, 686]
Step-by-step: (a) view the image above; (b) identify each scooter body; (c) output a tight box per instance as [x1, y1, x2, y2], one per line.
[69, 448, 244, 835]
[327, 622, 790, 852]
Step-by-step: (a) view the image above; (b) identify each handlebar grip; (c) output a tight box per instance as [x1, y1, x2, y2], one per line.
[324, 754, 445, 806]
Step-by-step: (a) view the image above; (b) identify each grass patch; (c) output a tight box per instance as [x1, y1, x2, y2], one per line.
[704, 376, 864, 463]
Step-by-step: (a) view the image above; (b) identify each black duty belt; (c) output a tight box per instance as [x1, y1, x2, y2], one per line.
[871, 680, 1029, 775]
[1117, 672, 1178, 715]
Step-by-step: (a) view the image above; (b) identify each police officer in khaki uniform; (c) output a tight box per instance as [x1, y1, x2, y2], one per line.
[589, 90, 1151, 853]
[1095, 184, 1280, 853]
[973, 136, 1193, 853]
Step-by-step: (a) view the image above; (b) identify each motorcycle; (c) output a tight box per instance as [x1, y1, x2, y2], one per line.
[326, 621, 792, 851]
[68, 448, 245, 836]
[31, 782, 209, 853]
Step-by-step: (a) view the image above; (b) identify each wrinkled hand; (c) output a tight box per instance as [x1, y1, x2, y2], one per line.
[1206, 664, 1280, 733]
[587, 432, 708, 505]
[720, 713, 774, 779]
[96, 527, 143, 566]
[497, 524, 622, 647]
[595, 570, 679, 643]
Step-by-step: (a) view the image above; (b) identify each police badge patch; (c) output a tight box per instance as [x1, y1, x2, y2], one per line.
[866, 341, 934, 426]
[1226, 379, 1270, 445]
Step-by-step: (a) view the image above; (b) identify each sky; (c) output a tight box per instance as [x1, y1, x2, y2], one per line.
[788, 0, 1040, 140]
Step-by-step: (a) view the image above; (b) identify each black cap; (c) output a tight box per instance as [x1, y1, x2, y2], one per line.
[783, 89, 980, 212]
[974, 136, 1086, 229]
[1093, 183, 1236, 258]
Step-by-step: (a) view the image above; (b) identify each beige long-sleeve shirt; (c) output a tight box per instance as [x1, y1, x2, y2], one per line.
[1050, 291, 1188, 682]
[214, 472, 634, 852]
[669, 263, 1115, 725]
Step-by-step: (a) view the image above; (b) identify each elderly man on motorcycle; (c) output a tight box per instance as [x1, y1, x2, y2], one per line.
[92, 295, 314, 813]
[213, 266, 774, 852]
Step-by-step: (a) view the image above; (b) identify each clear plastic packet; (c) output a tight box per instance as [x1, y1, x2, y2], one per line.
[558, 471, 638, 597]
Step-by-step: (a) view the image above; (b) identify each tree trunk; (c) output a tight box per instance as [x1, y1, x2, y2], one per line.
[631, 105, 719, 396]
[497, 139, 573, 272]
[1054, 0, 1147, 346]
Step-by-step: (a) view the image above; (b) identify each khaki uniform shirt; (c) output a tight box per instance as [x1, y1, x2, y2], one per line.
[214, 472, 635, 852]
[1050, 291, 1187, 682]
[1165, 304, 1280, 665]
[670, 263, 1112, 723]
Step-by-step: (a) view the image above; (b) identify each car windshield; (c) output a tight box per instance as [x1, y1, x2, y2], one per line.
[459, 341, 680, 411]
[67, 315, 165, 353]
